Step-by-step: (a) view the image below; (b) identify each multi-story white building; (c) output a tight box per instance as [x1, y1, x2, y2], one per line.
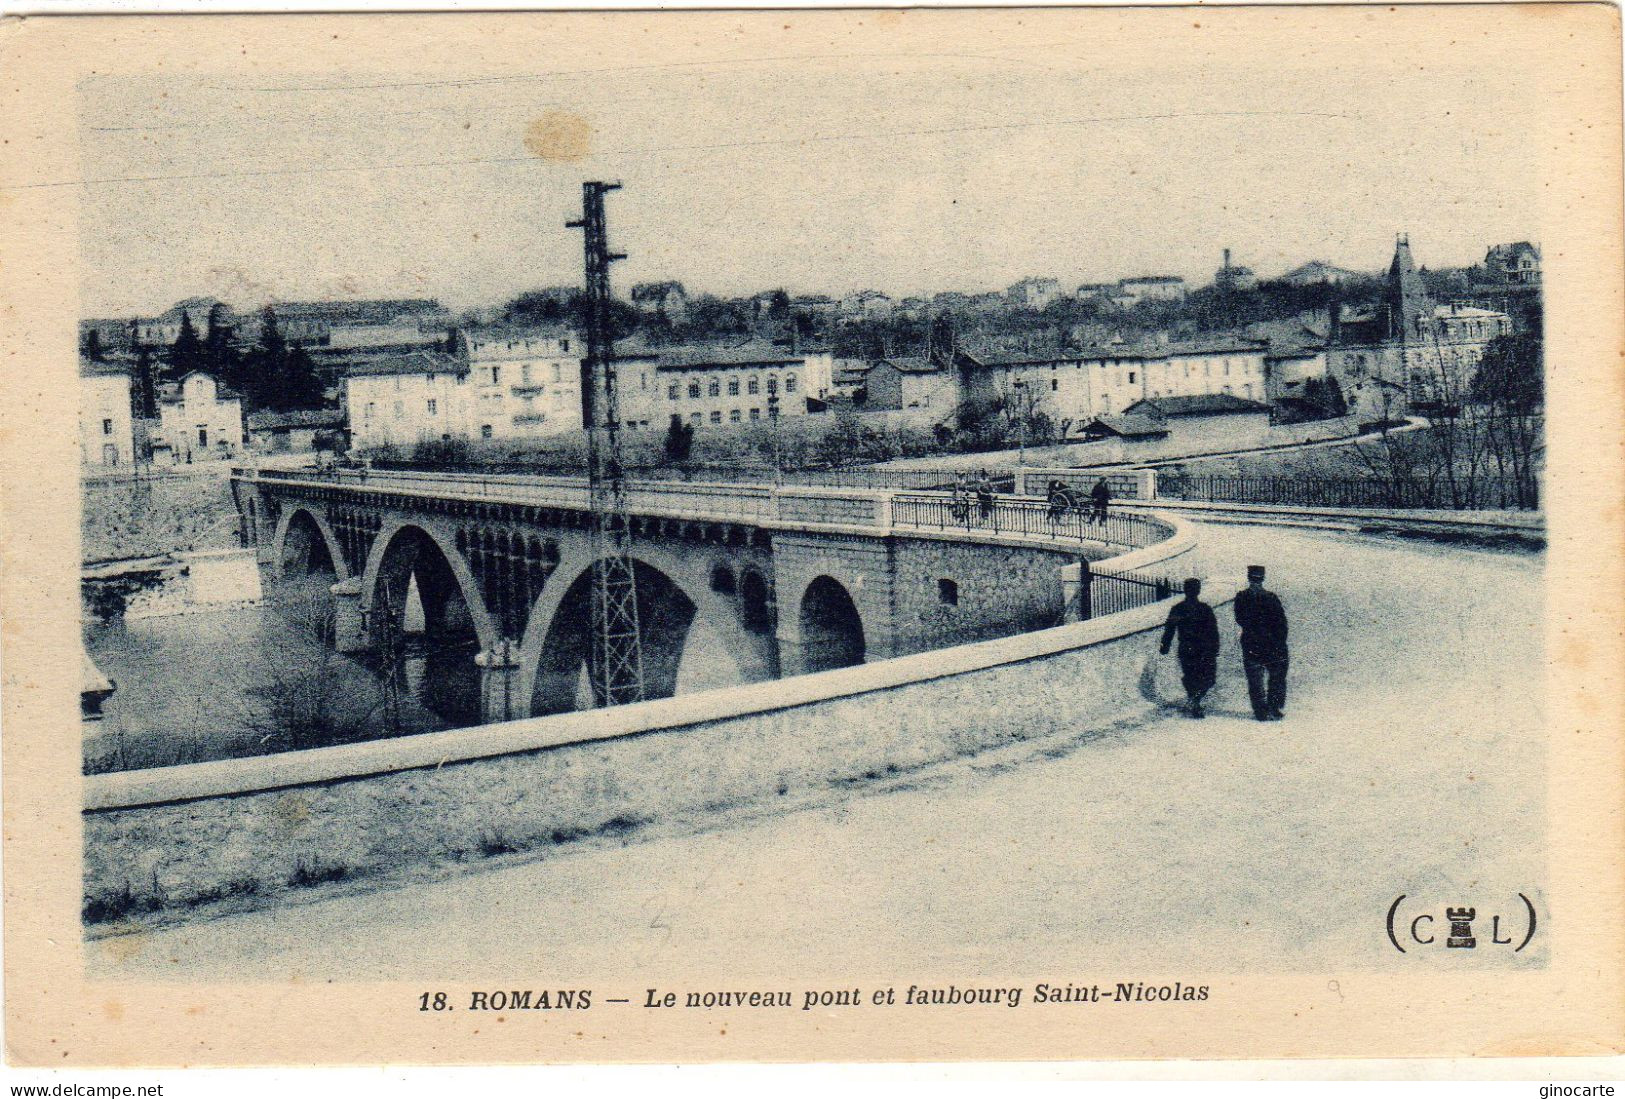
[1006, 277, 1062, 310]
[1116, 276, 1188, 306]
[459, 326, 585, 439]
[80, 360, 135, 468]
[347, 349, 470, 449]
[965, 337, 1271, 428]
[155, 371, 244, 461]
[619, 342, 814, 431]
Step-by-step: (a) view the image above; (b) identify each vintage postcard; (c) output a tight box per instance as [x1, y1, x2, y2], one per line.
[1, 5, 1621, 1068]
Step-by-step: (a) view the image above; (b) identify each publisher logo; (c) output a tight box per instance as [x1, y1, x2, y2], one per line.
[1386, 894, 1538, 954]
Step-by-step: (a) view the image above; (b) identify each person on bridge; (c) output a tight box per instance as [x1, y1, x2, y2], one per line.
[1159, 578, 1220, 718]
[1090, 477, 1111, 524]
[1234, 564, 1290, 722]
[975, 470, 995, 522]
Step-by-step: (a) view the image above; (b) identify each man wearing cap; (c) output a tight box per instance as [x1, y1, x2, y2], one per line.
[1234, 565, 1290, 721]
[1159, 578, 1220, 718]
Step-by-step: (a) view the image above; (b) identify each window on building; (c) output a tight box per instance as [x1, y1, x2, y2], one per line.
[1128, 371, 1136, 384]
[708, 380, 721, 398]
[748, 377, 760, 395]
[728, 378, 740, 396]
[729, 409, 742, 423]
[709, 410, 722, 424]
[102, 418, 113, 435]
[749, 408, 760, 421]
[688, 382, 701, 399]
[427, 399, 437, 415]
[481, 424, 493, 439]
[489, 367, 500, 385]
[522, 365, 532, 385]
[689, 412, 702, 426]
[938, 578, 959, 606]
[766, 376, 778, 395]
[1050, 379, 1058, 392]
[668, 384, 679, 400]
[561, 339, 570, 353]
[785, 374, 797, 393]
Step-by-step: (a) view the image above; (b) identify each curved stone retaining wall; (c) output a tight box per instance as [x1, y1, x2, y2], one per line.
[82, 504, 1200, 925]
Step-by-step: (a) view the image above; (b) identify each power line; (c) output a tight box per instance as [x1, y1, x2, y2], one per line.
[4, 109, 1351, 191]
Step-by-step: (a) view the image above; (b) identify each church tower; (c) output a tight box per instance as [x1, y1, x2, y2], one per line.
[1384, 233, 1435, 343]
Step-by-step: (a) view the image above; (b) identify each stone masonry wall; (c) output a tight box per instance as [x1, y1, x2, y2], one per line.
[889, 538, 1079, 654]
[83, 598, 1216, 923]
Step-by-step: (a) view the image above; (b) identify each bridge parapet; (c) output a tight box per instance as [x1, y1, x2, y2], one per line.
[236, 466, 1178, 556]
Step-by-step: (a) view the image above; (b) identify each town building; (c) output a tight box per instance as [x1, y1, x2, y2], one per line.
[247, 409, 348, 454]
[271, 299, 448, 345]
[133, 297, 227, 348]
[1006, 277, 1062, 310]
[864, 356, 962, 420]
[630, 281, 690, 326]
[154, 371, 245, 461]
[1483, 241, 1541, 285]
[1214, 248, 1258, 291]
[626, 341, 815, 431]
[1116, 276, 1188, 305]
[1327, 236, 1514, 420]
[80, 360, 135, 468]
[963, 336, 1271, 432]
[790, 295, 840, 322]
[458, 327, 585, 439]
[1281, 260, 1363, 287]
[838, 291, 895, 322]
[347, 349, 471, 449]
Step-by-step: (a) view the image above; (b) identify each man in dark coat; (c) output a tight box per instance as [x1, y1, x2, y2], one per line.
[1159, 577, 1220, 718]
[1234, 564, 1290, 721]
[1090, 477, 1111, 523]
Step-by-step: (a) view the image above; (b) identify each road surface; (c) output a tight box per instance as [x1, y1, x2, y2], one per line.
[90, 521, 1543, 979]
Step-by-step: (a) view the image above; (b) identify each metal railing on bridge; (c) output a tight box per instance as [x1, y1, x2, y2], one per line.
[1083, 567, 1178, 621]
[364, 458, 1015, 494]
[890, 492, 1174, 550]
[1155, 472, 1539, 511]
[243, 467, 1175, 552]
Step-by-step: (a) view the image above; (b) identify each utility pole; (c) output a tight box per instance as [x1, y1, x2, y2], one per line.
[568, 181, 645, 708]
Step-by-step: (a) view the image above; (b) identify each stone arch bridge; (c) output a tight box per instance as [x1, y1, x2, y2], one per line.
[235, 468, 1171, 724]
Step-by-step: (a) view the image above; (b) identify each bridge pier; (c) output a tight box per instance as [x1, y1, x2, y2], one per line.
[331, 578, 369, 654]
[476, 640, 524, 724]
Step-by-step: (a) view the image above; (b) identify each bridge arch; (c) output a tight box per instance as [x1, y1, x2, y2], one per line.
[359, 520, 499, 655]
[515, 540, 772, 717]
[270, 506, 349, 582]
[796, 575, 866, 673]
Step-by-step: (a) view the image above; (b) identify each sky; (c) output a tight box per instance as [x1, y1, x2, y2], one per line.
[73, 40, 1542, 318]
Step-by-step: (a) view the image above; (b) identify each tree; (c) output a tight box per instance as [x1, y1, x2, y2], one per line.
[164, 312, 207, 381]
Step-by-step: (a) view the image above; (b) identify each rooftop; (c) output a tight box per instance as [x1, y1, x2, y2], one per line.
[1126, 393, 1272, 418]
[247, 409, 347, 431]
[347, 348, 466, 378]
[1082, 414, 1169, 438]
[653, 340, 806, 371]
[874, 356, 943, 375]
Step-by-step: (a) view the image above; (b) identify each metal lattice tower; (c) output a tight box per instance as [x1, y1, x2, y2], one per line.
[568, 181, 645, 707]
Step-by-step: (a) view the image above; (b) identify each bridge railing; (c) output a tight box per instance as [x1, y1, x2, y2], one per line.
[890, 492, 1174, 551]
[242, 466, 783, 523]
[241, 467, 1177, 552]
